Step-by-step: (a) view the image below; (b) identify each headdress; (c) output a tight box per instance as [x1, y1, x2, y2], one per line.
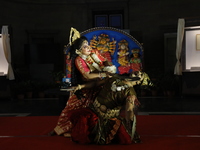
[98, 33, 110, 42]
[69, 27, 88, 56]
[69, 27, 80, 46]
[132, 49, 140, 54]
[118, 39, 128, 46]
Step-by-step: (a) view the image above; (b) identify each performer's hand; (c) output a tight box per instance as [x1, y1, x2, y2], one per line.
[68, 85, 82, 96]
[106, 72, 117, 78]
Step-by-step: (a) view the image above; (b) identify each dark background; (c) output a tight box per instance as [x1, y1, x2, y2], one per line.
[1, 0, 200, 96]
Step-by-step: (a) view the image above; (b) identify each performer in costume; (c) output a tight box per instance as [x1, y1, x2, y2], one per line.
[52, 27, 116, 137]
[68, 72, 144, 144]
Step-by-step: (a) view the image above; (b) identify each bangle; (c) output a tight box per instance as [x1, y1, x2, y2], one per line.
[99, 72, 106, 79]
[101, 73, 106, 77]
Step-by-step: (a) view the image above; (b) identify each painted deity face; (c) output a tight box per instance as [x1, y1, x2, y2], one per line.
[133, 53, 139, 58]
[120, 44, 126, 50]
[80, 41, 91, 56]
[100, 38, 107, 45]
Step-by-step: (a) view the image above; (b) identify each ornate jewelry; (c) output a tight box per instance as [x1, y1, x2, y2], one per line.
[111, 80, 130, 92]
[69, 27, 80, 46]
[79, 54, 102, 71]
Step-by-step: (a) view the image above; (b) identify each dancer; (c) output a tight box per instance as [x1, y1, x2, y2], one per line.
[68, 72, 144, 144]
[52, 28, 116, 137]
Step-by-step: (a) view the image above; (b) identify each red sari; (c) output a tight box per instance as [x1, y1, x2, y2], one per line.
[54, 88, 100, 136]
[54, 52, 106, 136]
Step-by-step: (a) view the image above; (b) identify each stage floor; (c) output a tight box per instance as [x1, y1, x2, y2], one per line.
[0, 115, 199, 150]
[0, 96, 200, 149]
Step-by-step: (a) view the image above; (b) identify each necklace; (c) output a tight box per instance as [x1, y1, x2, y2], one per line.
[80, 54, 87, 60]
[80, 54, 102, 71]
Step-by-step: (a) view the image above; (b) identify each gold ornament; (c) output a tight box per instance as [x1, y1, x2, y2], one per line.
[69, 27, 80, 46]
